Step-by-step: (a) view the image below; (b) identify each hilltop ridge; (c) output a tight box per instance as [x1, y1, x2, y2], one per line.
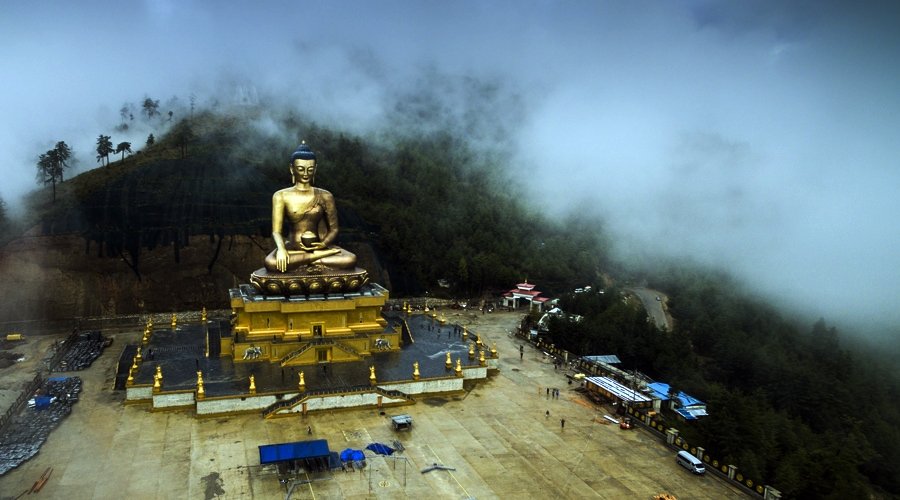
[0, 108, 607, 321]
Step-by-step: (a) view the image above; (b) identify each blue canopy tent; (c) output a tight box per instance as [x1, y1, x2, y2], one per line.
[258, 439, 331, 473]
[340, 449, 366, 462]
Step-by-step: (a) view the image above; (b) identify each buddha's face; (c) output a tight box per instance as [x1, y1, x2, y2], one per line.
[291, 159, 316, 183]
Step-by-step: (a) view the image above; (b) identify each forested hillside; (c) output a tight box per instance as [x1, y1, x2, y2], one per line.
[545, 269, 900, 498]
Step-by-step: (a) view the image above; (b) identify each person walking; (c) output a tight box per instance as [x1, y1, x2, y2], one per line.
[545, 410, 550, 419]
[560, 418, 565, 430]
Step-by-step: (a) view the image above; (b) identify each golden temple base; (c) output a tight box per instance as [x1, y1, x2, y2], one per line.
[223, 283, 399, 367]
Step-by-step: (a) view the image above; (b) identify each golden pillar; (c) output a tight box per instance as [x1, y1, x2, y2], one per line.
[298, 371, 306, 392]
[479, 349, 487, 367]
[134, 346, 142, 363]
[249, 374, 256, 395]
[455, 358, 463, 377]
[462, 328, 468, 341]
[369, 365, 377, 386]
[491, 342, 498, 358]
[196, 371, 205, 399]
[126, 367, 134, 386]
[171, 313, 177, 329]
[413, 361, 420, 380]
[153, 365, 163, 392]
[468, 343, 476, 359]
[445, 351, 452, 369]
[201, 307, 207, 322]
[476, 334, 483, 347]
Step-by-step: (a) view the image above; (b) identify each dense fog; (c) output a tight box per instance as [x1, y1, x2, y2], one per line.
[2, 1, 899, 334]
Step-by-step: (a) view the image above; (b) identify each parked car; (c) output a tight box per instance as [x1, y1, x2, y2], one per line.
[676, 450, 705, 474]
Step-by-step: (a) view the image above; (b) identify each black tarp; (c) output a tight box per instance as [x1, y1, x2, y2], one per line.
[366, 443, 395, 456]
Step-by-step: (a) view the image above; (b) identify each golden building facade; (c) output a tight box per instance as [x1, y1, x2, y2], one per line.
[222, 284, 400, 367]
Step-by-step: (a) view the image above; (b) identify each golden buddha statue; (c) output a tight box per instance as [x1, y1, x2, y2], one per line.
[251, 143, 368, 295]
[264, 143, 357, 272]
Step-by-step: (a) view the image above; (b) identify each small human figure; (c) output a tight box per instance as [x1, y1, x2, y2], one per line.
[546, 388, 550, 397]
[545, 410, 550, 419]
[560, 418, 566, 429]
[307, 425, 312, 435]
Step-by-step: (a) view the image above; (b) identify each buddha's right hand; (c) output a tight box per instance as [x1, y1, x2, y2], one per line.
[275, 248, 288, 272]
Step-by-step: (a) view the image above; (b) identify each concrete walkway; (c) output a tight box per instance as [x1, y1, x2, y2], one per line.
[0, 311, 745, 499]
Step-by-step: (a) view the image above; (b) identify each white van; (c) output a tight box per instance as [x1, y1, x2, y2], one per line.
[676, 450, 706, 474]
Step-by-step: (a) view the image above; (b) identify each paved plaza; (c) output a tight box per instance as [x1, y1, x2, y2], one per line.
[0, 311, 745, 499]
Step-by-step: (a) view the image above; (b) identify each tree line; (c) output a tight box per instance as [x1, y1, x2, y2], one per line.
[32, 93, 195, 203]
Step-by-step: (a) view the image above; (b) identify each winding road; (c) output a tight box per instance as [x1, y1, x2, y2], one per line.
[631, 287, 671, 330]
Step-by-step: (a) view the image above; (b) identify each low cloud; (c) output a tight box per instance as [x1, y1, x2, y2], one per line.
[2, 1, 898, 333]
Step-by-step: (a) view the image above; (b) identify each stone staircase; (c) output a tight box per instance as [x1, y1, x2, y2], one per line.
[262, 385, 414, 419]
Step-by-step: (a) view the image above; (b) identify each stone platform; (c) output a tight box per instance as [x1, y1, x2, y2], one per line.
[123, 311, 497, 417]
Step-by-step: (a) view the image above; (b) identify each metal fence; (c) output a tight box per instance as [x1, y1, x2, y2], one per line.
[0, 373, 44, 435]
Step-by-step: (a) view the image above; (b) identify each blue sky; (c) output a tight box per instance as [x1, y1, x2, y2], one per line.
[2, 1, 899, 334]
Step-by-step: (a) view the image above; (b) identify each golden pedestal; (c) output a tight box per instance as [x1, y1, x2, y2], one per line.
[249, 266, 369, 296]
[222, 283, 400, 367]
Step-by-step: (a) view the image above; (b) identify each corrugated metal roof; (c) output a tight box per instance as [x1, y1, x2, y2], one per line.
[583, 355, 621, 365]
[584, 376, 652, 403]
[646, 382, 707, 413]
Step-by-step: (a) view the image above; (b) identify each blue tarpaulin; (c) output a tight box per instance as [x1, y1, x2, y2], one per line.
[366, 443, 395, 456]
[340, 449, 366, 462]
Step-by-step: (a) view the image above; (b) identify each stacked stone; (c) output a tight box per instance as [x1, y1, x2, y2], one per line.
[53, 332, 110, 372]
[0, 377, 82, 475]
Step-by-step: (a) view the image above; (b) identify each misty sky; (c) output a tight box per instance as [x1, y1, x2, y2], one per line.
[2, 1, 899, 333]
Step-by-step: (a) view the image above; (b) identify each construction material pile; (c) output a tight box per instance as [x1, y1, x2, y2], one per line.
[0, 377, 82, 476]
